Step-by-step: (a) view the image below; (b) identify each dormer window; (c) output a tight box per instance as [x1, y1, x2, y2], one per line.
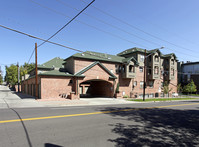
[155, 55, 159, 62]
[129, 65, 135, 73]
[154, 66, 159, 75]
[171, 59, 174, 65]
[140, 55, 144, 62]
[139, 67, 143, 72]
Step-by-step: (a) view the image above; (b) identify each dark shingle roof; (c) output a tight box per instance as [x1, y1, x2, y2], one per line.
[64, 51, 125, 63]
[122, 56, 139, 65]
[38, 70, 73, 77]
[38, 57, 64, 69]
[118, 47, 177, 59]
[117, 47, 145, 56]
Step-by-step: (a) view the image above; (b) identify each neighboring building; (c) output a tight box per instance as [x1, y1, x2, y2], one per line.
[21, 47, 178, 99]
[179, 61, 199, 92]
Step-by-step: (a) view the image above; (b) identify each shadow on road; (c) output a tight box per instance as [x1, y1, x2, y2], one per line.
[11, 108, 33, 147]
[44, 143, 63, 147]
[99, 107, 199, 146]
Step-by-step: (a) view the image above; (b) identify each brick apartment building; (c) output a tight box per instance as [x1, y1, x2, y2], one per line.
[21, 47, 178, 99]
[178, 61, 199, 92]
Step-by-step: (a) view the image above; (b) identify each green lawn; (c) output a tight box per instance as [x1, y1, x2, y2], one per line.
[127, 97, 198, 102]
[190, 94, 199, 96]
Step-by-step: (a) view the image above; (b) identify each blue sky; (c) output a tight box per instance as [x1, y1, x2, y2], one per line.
[0, 0, 199, 76]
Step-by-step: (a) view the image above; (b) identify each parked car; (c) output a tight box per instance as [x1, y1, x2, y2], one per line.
[172, 93, 178, 97]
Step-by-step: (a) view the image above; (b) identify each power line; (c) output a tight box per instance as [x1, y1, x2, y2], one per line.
[32, 0, 199, 59]
[109, 0, 199, 48]
[27, 0, 95, 63]
[0, 24, 122, 60]
[80, 0, 198, 54]
[55, 0, 164, 47]
[56, 0, 199, 59]
[29, 0, 148, 49]
[0, 24, 84, 52]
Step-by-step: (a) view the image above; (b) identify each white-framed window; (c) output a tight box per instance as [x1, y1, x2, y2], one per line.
[155, 55, 159, 62]
[149, 94, 154, 98]
[115, 65, 118, 73]
[171, 59, 175, 65]
[139, 67, 143, 72]
[154, 66, 159, 75]
[134, 81, 137, 86]
[140, 55, 144, 62]
[140, 81, 144, 88]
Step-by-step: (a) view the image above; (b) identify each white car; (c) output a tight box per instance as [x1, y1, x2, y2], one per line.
[172, 93, 178, 97]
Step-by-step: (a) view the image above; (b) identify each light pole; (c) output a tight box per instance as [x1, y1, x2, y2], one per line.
[143, 47, 164, 101]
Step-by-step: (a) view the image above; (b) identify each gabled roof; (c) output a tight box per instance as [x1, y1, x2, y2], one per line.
[162, 53, 177, 59]
[122, 56, 139, 65]
[64, 51, 125, 63]
[38, 57, 64, 69]
[117, 47, 177, 59]
[75, 61, 117, 79]
[117, 47, 145, 56]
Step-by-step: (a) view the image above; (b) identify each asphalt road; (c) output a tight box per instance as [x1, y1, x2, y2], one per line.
[0, 99, 199, 147]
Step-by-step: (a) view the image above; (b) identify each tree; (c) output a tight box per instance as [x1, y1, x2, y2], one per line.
[163, 81, 172, 97]
[0, 75, 3, 84]
[20, 62, 35, 82]
[5, 64, 18, 85]
[183, 80, 197, 94]
[177, 83, 183, 93]
[5, 63, 35, 85]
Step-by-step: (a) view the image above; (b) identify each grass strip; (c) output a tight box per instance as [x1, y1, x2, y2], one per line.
[127, 97, 197, 102]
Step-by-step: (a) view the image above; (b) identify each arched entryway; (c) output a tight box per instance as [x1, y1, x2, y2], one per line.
[79, 79, 113, 98]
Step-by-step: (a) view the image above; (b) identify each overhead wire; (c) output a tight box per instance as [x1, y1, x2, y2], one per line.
[33, 0, 199, 59]
[27, 0, 95, 63]
[80, 0, 198, 54]
[0, 24, 124, 60]
[29, 0, 149, 49]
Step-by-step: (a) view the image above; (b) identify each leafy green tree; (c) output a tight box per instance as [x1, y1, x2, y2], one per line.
[5, 64, 18, 85]
[183, 80, 197, 94]
[20, 62, 35, 81]
[0, 75, 3, 84]
[163, 81, 172, 97]
[177, 83, 183, 93]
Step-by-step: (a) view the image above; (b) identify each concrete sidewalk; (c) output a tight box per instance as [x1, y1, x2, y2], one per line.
[0, 85, 137, 109]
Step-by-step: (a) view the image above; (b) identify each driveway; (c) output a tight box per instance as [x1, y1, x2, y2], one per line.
[0, 85, 43, 108]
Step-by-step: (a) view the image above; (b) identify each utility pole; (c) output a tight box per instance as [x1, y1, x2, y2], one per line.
[35, 43, 38, 99]
[143, 49, 146, 101]
[17, 62, 20, 92]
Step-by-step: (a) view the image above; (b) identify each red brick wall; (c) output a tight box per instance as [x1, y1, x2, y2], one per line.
[40, 76, 72, 99]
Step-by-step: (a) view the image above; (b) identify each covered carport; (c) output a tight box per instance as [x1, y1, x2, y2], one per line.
[79, 79, 113, 98]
